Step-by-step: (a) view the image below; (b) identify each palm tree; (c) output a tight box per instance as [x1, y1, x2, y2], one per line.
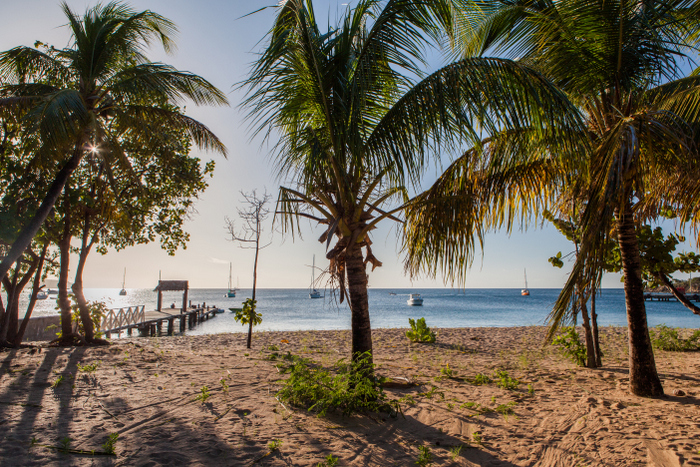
[244, 0, 583, 365]
[407, 0, 700, 396]
[0, 1, 228, 304]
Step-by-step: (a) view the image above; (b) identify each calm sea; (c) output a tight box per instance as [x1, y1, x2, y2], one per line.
[19, 288, 699, 334]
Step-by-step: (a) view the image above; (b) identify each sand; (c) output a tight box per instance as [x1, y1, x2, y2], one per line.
[1, 326, 699, 466]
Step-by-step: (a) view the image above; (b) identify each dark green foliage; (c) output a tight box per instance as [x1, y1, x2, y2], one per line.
[406, 318, 436, 343]
[552, 327, 587, 366]
[276, 352, 400, 417]
[650, 325, 700, 351]
[231, 298, 262, 327]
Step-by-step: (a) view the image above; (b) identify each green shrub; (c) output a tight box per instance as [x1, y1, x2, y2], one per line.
[416, 446, 433, 466]
[472, 373, 491, 385]
[406, 318, 436, 343]
[552, 327, 587, 366]
[494, 370, 519, 391]
[277, 352, 400, 417]
[650, 325, 700, 351]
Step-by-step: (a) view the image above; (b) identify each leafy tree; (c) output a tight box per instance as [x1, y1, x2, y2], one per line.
[427, 0, 700, 397]
[244, 0, 581, 366]
[0, 1, 227, 292]
[608, 225, 700, 315]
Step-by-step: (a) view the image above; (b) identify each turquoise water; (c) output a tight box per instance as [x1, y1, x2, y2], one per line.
[22, 288, 699, 333]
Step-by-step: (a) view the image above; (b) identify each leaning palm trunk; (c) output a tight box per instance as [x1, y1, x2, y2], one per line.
[72, 251, 96, 343]
[345, 244, 373, 365]
[616, 206, 663, 396]
[655, 273, 700, 315]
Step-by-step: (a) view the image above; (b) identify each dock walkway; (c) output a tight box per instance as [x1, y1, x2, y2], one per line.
[644, 292, 700, 302]
[102, 305, 219, 338]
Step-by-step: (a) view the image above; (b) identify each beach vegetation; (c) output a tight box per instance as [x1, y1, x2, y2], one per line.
[552, 327, 587, 367]
[472, 373, 492, 386]
[472, 431, 482, 445]
[494, 370, 519, 391]
[101, 433, 118, 455]
[527, 384, 535, 396]
[316, 454, 339, 467]
[495, 401, 517, 419]
[650, 325, 700, 351]
[267, 439, 282, 452]
[0, 2, 227, 345]
[232, 299, 262, 348]
[227, 190, 272, 349]
[415, 446, 433, 466]
[449, 445, 463, 460]
[194, 385, 211, 403]
[276, 352, 400, 417]
[243, 0, 575, 371]
[406, 318, 437, 344]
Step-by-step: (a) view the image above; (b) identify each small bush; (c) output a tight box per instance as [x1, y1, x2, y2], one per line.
[472, 373, 491, 385]
[406, 318, 436, 343]
[650, 325, 700, 351]
[316, 454, 339, 467]
[552, 327, 587, 366]
[494, 370, 519, 391]
[102, 433, 118, 455]
[416, 446, 433, 466]
[277, 352, 400, 417]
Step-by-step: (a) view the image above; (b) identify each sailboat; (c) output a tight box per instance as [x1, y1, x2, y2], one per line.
[309, 255, 322, 299]
[119, 268, 127, 296]
[521, 268, 530, 296]
[227, 263, 237, 298]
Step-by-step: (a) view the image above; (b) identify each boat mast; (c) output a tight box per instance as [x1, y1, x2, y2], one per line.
[524, 268, 528, 289]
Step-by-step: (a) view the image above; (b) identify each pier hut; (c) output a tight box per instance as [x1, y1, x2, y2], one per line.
[155, 280, 189, 312]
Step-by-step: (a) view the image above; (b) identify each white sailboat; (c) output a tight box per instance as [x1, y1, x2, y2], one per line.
[521, 268, 530, 296]
[227, 263, 236, 298]
[119, 268, 127, 296]
[309, 255, 322, 299]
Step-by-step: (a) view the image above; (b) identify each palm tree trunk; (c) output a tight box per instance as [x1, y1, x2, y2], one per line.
[72, 247, 95, 342]
[0, 142, 85, 284]
[578, 283, 597, 368]
[616, 208, 663, 397]
[590, 286, 602, 367]
[345, 243, 373, 365]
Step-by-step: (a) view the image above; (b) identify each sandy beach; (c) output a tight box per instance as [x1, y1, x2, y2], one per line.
[1, 326, 699, 466]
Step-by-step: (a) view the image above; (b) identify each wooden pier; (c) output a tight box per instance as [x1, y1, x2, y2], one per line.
[644, 292, 700, 302]
[101, 305, 220, 339]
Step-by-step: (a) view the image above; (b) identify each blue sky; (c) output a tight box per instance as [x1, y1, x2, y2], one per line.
[1, 0, 693, 290]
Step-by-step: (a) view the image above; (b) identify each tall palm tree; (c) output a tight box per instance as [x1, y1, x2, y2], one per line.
[407, 0, 700, 396]
[244, 0, 583, 364]
[0, 1, 228, 297]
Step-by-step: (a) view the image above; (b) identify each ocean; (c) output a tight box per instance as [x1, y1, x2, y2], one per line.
[18, 287, 699, 335]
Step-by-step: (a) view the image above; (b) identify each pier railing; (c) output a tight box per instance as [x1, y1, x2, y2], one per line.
[101, 305, 145, 332]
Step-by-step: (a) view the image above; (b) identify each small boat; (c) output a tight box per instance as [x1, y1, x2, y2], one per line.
[407, 293, 423, 306]
[119, 268, 127, 296]
[309, 255, 323, 299]
[227, 263, 237, 298]
[521, 268, 530, 296]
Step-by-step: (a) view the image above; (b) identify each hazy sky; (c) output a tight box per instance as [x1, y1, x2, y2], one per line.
[1, 0, 692, 290]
